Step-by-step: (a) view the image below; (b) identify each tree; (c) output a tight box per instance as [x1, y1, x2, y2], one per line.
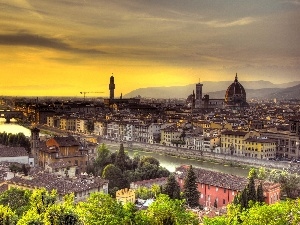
[247, 176, 257, 203]
[29, 188, 57, 215]
[102, 164, 128, 195]
[140, 156, 160, 167]
[268, 169, 300, 199]
[115, 143, 127, 172]
[93, 143, 112, 176]
[256, 182, 265, 204]
[0, 205, 17, 225]
[77, 192, 128, 225]
[0, 187, 31, 217]
[163, 174, 181, 199]
[136, 194, 199, 225]
[42, 193, 81, 225]
[183, 165, 199, 208]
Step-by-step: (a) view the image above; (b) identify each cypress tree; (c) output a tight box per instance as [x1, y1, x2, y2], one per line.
[163, 174, 181, 199]
[247, 176, 257, 203]
[115, 143, 126, 172]
[257, 182, 265, 204]
[240, 188, 248, 209]
[183, 165, 199, 208]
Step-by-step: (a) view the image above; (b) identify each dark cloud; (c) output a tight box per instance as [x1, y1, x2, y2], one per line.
[0, 32, 106, 55]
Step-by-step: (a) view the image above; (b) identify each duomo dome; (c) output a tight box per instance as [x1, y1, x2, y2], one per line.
[225, 74, 249, 108]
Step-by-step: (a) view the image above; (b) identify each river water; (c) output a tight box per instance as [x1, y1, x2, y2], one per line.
[0, 119, 249, 177]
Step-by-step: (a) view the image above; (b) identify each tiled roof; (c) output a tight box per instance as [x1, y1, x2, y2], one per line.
[0, 147, 28, 157]
[176, 165, 248, 191]
[47, 161, 73, 169]
[221, 130, 248, 136]
[52, 136, 79, 147]
[8, 172, 108, 195]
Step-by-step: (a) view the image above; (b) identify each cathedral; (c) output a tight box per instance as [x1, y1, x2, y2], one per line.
[188, 73, 248, 110]
[224, 73, 249, 108]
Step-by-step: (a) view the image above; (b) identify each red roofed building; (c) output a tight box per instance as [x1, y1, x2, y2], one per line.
[175, 165, 280, 208]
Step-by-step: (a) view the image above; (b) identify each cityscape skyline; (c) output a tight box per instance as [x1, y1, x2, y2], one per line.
[1, 0, 299, 97]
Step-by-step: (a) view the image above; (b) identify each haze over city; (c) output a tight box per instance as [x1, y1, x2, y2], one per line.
[0, 0, 299, 97]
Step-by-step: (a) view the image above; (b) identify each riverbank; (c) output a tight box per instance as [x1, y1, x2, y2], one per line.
[102, 140, 292, 172]
[16, 122, 292, 172]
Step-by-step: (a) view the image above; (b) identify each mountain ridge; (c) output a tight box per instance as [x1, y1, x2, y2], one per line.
[124, 80, 300, 99]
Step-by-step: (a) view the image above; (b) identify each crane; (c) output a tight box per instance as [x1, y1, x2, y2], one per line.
[80, 91, 104, 100]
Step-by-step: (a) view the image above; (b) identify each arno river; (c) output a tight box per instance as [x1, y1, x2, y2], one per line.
[0, 119, 249, 177]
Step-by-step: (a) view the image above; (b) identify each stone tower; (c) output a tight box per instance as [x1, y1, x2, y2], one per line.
[109, 74, 115, 100]
[195, 82, 203, 108]
[30, 127, 40, 166]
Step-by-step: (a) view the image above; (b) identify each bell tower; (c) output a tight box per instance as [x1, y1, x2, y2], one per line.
[109, 74, 115, 100]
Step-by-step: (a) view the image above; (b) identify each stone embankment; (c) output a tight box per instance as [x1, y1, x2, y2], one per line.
[103, 140, 294, 171]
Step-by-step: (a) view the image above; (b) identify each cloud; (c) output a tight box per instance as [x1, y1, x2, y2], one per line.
[0, 32, 106, 55]
[204, 17, 256, 28]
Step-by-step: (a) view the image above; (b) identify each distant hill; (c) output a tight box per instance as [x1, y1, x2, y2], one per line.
[266, 84, 300, 100]
[124, 80, 300, 99]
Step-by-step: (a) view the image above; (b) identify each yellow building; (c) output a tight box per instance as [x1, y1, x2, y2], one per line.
[116, 188, 135, 205]
[221, 130, 276, 159]
[244, 138, 277, 159]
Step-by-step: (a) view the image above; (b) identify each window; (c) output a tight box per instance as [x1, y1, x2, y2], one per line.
[216, 187, 218, 192]
[208, 185, 210, 190]
[224, 188, 226, 193]
[223, 199, 226, 204]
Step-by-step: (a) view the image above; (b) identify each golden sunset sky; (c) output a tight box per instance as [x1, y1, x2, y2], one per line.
[0, 0, 299, 97]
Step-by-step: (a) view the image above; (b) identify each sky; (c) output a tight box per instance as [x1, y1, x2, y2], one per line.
[0, 0, 299, 97]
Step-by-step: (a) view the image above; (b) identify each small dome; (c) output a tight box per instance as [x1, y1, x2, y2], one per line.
[225, 74, 248, 107]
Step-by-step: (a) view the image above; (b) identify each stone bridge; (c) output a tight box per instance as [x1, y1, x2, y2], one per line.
[0, 110, 24, 123]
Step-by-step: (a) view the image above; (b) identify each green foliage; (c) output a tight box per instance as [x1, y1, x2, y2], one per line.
[137, 194, 199, 225]
[183, 165, 199, 208]
[162, 174, 181, 200]
[0, 188, 32, 217]
[0, 205, 18, 225]
[115, 143, 127, 172]
[16, 209, 44, 225]
[77, 192, 128, 225]
[0, 132, 31, 153]
[102, 164, 129, 196]
[135, 185, 161, 200]
[268, 169, 300, 199]
[256, 182, 264, 203]
[248, 168, 258, 179]
[140, 156, 160, 167]
[93, 143, 112, 176]
[29, 188, 57, 215]
[247, 176, 257, 202]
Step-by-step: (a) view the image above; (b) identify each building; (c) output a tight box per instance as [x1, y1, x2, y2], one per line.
[7, 172, 108, 202]
[31, 129, 88, 174]
[224, 74, 249, 109]
[109, 74, 115, 100]
[191, 82, 224, 110]
[175, 165, 281, 208]
[116, 188, 136, 205]
[0, 147, 33, 166]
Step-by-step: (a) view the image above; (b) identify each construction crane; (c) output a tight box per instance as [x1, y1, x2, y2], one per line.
[80, 91, 104, 100]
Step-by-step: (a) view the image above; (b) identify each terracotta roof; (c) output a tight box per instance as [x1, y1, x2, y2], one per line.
[0, 147, 28, 157]
[8, 172, 108, 195]
[221, 130, 248, 136]
[176, 165, 248, 191]
[52, 136, 79, 147]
